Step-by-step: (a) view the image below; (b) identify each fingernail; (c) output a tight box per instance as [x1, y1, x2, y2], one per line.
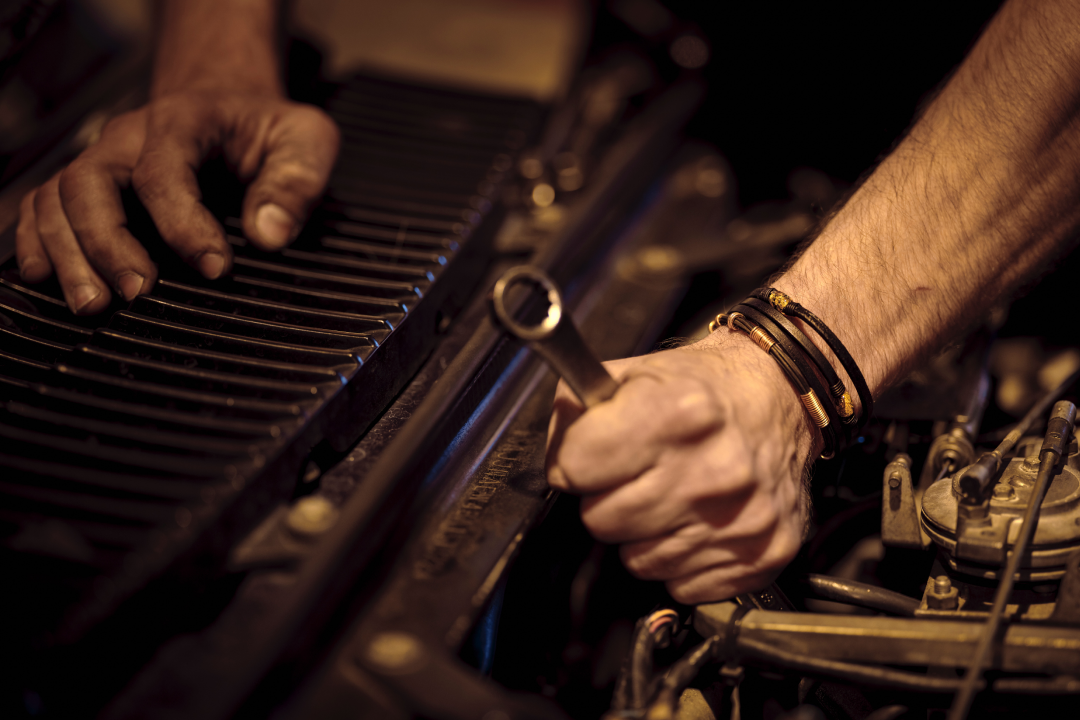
[71, 283, 101, 313]
[198, 251, 226, 279]
[256, 203, 297, 250]
[116, 272, 144, 301]
[18, 255, 41, 280]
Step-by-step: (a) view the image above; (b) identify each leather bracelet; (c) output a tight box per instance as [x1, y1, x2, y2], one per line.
[732, 303, 842, 457]
[722, 310, 838, 458]
[740, 297, 858, 443]
[753, 287, 874, 429]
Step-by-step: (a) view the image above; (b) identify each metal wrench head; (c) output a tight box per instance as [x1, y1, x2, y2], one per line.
[490, 266, 564, 341]
[490, 266, 618, 408]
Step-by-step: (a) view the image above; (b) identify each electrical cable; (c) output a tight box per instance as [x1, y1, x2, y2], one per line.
[644, 636, 722, 720]
[620, 610, 680, 711]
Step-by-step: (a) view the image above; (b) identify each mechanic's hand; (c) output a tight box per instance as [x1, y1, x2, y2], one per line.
[546, 331, 817, 604]
[15, 92, 340, 314]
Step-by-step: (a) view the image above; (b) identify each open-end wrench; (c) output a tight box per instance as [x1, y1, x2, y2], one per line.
[489, 266, 618, 408]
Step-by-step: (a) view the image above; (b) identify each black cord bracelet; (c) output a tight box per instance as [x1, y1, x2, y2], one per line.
[753, 288, 874, 428]
[740, 298, 858, 445]
[731, 304, 842, 457]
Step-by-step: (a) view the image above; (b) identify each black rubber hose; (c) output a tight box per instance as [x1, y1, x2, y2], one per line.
[737, 638, 981, 694]
[803, 575, 921, 617]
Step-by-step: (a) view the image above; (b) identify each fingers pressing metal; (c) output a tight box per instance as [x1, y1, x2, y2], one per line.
[56, 114, 163, 307]
[33, 174, 112, 314]
[241, 104, 340, 251]
[131, 103, 232, 278]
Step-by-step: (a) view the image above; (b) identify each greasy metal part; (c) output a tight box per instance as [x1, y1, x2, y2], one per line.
[1051, 549, 1080, 625]
[918, 363, 990, 489]
[803, 574, 921, 616]
[881, 453, 928, 550]
[692, 602, 1080, 676]
[227, 497, 341, 572]
[919, 426, 976, 490]
[921, 433, 1080, 575]
[949, 401, 1077, 720]
[354, 632, 568, 720]
[957, 364, 1080, 506]
[490, 266, 618, 408]
[914, 558, 1062, 621]
[925, 576, 959, 610]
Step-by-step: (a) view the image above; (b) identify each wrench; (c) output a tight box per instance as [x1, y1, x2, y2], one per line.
[489, 266, 618, 408]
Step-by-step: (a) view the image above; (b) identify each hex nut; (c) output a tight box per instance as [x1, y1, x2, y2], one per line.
[992, 483, 1016, 501]
[927, 576, 960, 610]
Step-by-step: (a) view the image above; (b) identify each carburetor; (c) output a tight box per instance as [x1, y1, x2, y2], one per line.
[922, 435, 1080, 581]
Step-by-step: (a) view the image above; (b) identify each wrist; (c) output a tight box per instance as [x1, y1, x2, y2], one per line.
[772, 243, 887, 421]
[151, 0, 283, 98]
[692, 327, 822, 462]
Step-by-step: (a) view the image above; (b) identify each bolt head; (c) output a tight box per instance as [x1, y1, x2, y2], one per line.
[992, 484, 1016, 501]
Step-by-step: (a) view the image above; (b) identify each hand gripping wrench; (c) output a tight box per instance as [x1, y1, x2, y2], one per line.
[489, 266, 618, 409]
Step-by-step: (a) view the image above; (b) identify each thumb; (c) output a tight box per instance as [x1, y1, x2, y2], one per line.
[242, 104, 340, 251]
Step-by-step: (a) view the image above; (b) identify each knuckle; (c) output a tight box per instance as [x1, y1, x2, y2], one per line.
[101, 109, 142, 136]
[761, 525, 801, 569]
[57, 159, 94, 203]
[130, 158, 160, 197]
[580, 508, 619, 543]
[727, 457, 755, 487]
[738, 501, 780, 539]
[620, 546, 664, 580]
[295, 104, 340, 137]
[546, 465, 570, 492]
[666, 582, 702, 605]
[274, 161, 325, 195]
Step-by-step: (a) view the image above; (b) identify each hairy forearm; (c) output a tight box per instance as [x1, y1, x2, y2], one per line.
[774, 0, 1080, 409]
[152, 0, 283, 97]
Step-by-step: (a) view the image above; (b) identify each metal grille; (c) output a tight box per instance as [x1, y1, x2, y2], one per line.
[0, 74, 541, 651]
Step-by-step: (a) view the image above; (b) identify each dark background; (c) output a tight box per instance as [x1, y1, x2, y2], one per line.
[613, 1, 1005, 207]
